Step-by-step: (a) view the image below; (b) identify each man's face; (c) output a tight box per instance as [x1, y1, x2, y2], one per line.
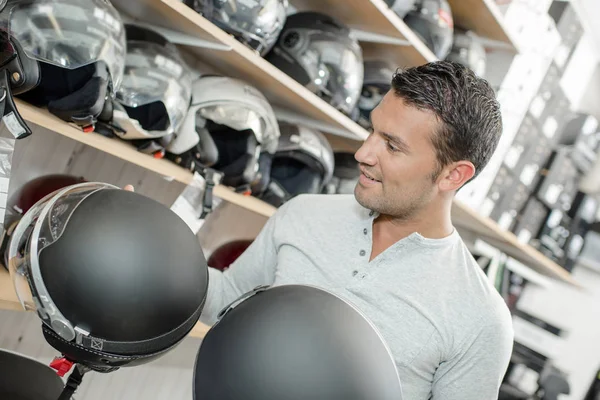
[354, 91, 442, 219]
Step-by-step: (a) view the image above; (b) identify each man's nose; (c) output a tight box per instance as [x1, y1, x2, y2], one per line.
[355, 135, 377, 166]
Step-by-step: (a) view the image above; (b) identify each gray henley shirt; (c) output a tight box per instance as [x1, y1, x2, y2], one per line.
[200, 194, 514, 399]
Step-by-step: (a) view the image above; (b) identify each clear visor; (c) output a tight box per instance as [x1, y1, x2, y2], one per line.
[7, 182, 116, 312]
[199, 104, 276, 149]
[117, 41, 193, 134]
[296, 32, 363, 113]
[5, 0, 126, 89]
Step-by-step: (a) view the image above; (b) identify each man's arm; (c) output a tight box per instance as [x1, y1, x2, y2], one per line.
[431, 318, 514, 399]
[199, 201, 290, 326]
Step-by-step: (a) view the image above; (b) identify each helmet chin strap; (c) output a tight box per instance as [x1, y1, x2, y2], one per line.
[56, 363, 89, 400]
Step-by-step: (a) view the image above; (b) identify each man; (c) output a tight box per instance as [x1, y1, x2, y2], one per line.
[200, 61, 514, 398]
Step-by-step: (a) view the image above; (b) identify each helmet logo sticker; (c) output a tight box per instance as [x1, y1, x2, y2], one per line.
[91, 338, 104, 351]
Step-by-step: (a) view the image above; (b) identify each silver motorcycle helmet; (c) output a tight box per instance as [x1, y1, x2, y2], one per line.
[184, 0, 288, 56]
[3, 0, 126, 131]
[111, 24, 194, 157]
[188, 75, 280, 190]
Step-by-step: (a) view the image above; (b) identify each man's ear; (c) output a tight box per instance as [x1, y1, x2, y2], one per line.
[438, 161, 475, 192]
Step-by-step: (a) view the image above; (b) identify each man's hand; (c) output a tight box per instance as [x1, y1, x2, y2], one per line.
[123, 185, 134, 192]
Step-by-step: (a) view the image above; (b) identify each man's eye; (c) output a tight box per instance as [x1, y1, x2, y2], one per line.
[387, 142, 398, 152]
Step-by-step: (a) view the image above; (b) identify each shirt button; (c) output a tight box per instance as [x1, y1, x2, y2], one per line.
[352, 270, 358, 277]
[363, 228, 368, 235]
[359, 250, 366, 256]
[369, 211, 374, 216]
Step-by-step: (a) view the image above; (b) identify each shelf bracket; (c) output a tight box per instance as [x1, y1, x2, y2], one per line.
[273, 107, 366, 141]
[350, 29, 412, 46]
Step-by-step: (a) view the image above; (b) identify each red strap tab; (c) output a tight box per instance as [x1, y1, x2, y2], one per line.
[50, 357, 74, 377]
[82, 125, 94, 133]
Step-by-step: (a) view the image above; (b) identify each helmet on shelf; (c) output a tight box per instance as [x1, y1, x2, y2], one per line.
[446, 29, 487, 76]
[356, 60, 396, 130]
[265, 11, 364, 116]
[6, 0, 126, 132]
[322, 151, 361, 195]
[258, 122, 334, 207]
[194, 284, 404, 400]
[7, 182, 208, 374]
[183, 0, 288, 56]
[187, 75, 280, 191]
[110, 24, 194, 158]
[207, 239, 253, 271]
[403, 0, 454, 60]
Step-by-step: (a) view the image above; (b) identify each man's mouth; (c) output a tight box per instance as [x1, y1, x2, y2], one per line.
[360, 169, 381, 183]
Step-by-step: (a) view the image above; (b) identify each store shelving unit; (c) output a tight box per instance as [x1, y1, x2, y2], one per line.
[0, 0, 581, 341]
[447, 0, 520, 51]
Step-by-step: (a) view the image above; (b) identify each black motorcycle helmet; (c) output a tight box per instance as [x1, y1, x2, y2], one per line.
[259, 122, 334, 207]
[446, 28, 486, 76]
[3, 0, 126, 132]
[0, 348, 65, 400]
[265, 11, 364, 116]
[184, 0, 288, 56]
[403, 0, 454, 59]
[194, 284, 403, 400]
[323, 151, 361, 195]
[7, 183, 208, 376]
[356, 60, 396, 130]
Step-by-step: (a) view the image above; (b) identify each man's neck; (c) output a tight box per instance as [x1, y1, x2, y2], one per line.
[372, 201, 454, 242]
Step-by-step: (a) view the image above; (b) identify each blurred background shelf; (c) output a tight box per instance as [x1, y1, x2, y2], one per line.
[447, 0, 520, 51]
[452, 200, 579, 286]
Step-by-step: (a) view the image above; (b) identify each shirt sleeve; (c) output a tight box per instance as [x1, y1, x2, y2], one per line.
[431, 316, 514, 399]
[199, 200, 291, 326]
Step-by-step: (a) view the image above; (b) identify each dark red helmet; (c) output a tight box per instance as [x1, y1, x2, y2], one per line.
[207, 239, 253, 271]
[10, 174, 87, 216]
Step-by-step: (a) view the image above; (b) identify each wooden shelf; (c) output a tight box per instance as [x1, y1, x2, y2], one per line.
[16, 100, 277, 218]
[447, 0, 519, 51]
[289, 0, 436, 66]
[0, 268, 212, 338]
[111, 0, 370, 142]
[451, 199, 580, 287]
